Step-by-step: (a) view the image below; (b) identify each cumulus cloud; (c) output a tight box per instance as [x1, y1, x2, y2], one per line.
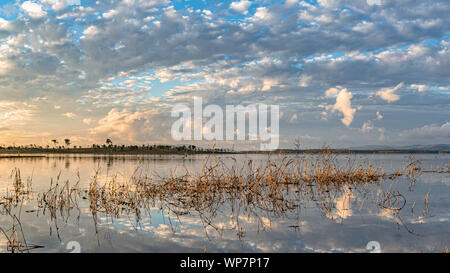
[410, 84, 427, 92]
[361, 120, 374, 132]
[89, 108, 168, 143]
[326, 87, 356, 127]
[62, 112, 77, 119]
[82, 118, 93, 125]
[21, 1, 46, 19]
[82, 25, 99, 39]
[250, 7, 272, 22]
[42, 0, 80, 11]
[399, 122, 450, 142]
[230, 0, 251, 15]
[0, 101, 34, 128]
[377, 83, 404, 103]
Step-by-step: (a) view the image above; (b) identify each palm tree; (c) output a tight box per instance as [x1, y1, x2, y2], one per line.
[106, 139, 113, 147]
[51, 139, 58, 148]
[64, 139, 71, 148]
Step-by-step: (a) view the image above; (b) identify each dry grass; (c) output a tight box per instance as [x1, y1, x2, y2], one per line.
[0, 169, 44, 252]
[38, 171, 81, 221]
[0, 149, 440, 251]
[35, 149, 404, 235]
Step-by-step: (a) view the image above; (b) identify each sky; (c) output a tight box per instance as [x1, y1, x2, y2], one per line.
[0, 0, 449, 149]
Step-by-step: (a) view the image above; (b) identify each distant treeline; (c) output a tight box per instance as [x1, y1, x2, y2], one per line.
[1, 139, 448, 155]
[0, 144, 233, 155]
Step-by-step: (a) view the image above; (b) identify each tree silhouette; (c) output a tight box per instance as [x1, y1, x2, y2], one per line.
[51, 139, 58, 148]
[64, 139, 71, 148]
[106, 139, 113, 147]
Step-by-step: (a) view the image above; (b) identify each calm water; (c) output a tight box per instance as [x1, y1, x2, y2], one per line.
[0, 153, 448, 253]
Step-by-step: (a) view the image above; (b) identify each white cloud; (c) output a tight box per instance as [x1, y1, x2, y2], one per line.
[376, 111, 383, 120]
[377, 82, 404, 102]
[42, 0, 81, 11]
[0, 101, 34, 128]
[326, 87, 356, 127]
[400, 122, 450, 141]
[21, 1, 47, 19]
[361, 120, 374, 132]
[90, 108, 164, 143]
[230, 0, 252, 15]
[289, 113, 298, 124]
[298, 75, 312, 87]
[63, 112, 76, 118]
[0, 18, 11, 30]
[82, 118, 93, 125]
[325, 87, 340, 97]
[285, 0, 299, 7]
[103, 9, 119, 19]
[261, 78, 278, 91]
[82, 25, 99, 38]
[410, 84, 427, 92]
[251, 7, 272, 22]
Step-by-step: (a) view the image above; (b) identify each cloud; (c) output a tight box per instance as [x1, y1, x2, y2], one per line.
[82, 118, 93, 125]
[399, 122, 450, 142]
[285, 0, 299, 7]
[89, 108, 167, 143]
[410, 84, 427, 92]
[376, 112, 383, 120]
[289, 113, 298, 124]
[326, 87, 356, 127]
[21, 1, 46, 19]
[0, 0, 449, 146]
[82, 25, 99, 39]
[0, 101, 34, 128]
[361, 120, 374, 132]
[377, 82, 404, 103]
[325, 87, 340, 97]
[42, 0, 81, 11]
[230, 0, 251, 15]
[62, 112, 76, 119]
[250, 7, 272, 22]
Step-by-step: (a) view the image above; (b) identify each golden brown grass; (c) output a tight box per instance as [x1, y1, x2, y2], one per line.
[0, 149, 438, 251]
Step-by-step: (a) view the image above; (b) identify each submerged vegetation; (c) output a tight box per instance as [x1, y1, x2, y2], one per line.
[0, 149, 447, 252]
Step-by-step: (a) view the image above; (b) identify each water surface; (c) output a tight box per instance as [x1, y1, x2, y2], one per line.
[0, 153, 448, 253]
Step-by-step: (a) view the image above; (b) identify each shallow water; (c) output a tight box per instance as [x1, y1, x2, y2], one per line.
[0, 153, 448, 253]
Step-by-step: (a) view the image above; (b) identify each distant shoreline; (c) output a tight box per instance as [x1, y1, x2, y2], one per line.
[0, 148, 449, 156]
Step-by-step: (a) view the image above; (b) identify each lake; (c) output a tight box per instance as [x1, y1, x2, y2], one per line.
[0, 153, 448, 253]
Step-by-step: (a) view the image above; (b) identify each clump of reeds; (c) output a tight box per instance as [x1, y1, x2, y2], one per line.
[0, 170, 44, 253]
[0, 213, 43, 253]
[0, 169, 33, 213]
[402, 155, 423, 178]
[37, 171, 81, 221]
[86, 171, 151, 218]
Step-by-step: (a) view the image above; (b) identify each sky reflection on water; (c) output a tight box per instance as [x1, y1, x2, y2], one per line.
[0, 153, 448, 253]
